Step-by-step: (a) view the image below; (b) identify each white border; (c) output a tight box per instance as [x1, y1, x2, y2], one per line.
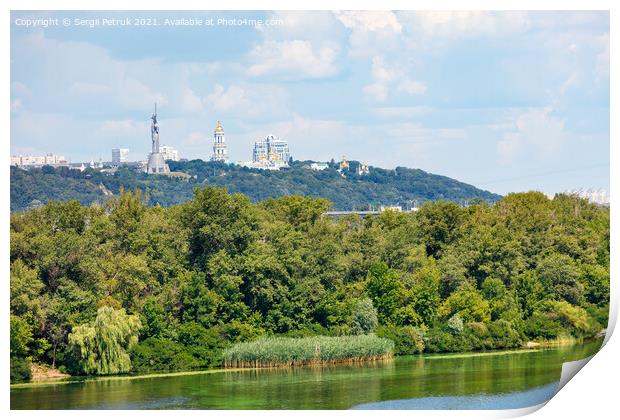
[3, 1, 616, 419]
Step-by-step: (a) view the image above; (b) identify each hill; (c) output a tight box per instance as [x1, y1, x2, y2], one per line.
[10, 160, 501, 212]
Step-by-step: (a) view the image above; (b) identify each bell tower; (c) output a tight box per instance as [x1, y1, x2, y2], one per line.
[211, 120, 229, 162]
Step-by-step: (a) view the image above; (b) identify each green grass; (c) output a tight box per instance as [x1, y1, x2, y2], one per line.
[222, 334, 394, 368]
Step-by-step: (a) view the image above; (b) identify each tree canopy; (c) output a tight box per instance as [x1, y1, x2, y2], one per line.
[10, 187, 609, 381]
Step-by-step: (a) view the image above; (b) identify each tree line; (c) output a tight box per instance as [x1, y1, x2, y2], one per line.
[10, 188, 609, 382]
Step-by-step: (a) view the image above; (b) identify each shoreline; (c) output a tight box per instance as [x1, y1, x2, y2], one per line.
[11, 338, 602, 390]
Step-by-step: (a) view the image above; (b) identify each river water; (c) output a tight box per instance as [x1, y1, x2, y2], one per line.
[10, 339, 602, 410]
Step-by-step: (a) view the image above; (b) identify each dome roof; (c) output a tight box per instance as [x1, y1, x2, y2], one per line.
[214, 120, 224, 134]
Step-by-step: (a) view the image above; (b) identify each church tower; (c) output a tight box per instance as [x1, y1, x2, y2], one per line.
[211, 121, 229, 162]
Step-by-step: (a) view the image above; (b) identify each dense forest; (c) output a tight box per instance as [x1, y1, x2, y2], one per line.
[10, 159, 500, 212]
[10, 188, 609, 382]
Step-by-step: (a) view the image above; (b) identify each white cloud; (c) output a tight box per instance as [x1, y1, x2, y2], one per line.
[363, 83, 389, 101]
[98, 119, 146, 137]
[178, 87, 204, 114]
[372, 106, 432, 119]
[496, 108, 566, 163]
[205, 85, 249, 113]
[11, 99, 23, 112]
[595, 34, 610, 80]
[334, 11, 402, 33]
[203, 84, 290, 119]
[246, 40, 339, 80]
[364, 56, 427, 101]
[398, 79, 427, 95]
[401, 11, 530, 39]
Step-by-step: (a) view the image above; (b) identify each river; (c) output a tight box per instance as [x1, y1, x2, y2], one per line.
[10, 339, 602, 410]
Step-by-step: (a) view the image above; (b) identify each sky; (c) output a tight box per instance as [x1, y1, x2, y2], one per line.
[10, 10, 609, 195]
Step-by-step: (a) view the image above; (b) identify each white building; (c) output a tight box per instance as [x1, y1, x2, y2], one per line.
[250, 134, 290, 169]
[211, 121, 229, 162]
[111, 148, 129, 163]
[11, 154, 67, 167]
[310, 162, 329, 171]
[160, 145, 180, 162]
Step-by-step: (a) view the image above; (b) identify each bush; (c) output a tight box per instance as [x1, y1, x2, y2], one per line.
[485, 320, 522, 348]
[130, 337, 200, 373]
[524, 313, 564, 340]
[424, 327, 475, 353]
[376, 325, 425, 355]
[10, 357, 31, 383]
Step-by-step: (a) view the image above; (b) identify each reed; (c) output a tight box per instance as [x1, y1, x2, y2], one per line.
[222, 334, 394, 368]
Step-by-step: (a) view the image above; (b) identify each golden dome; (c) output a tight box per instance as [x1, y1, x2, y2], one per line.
[214, 120, 224, 134]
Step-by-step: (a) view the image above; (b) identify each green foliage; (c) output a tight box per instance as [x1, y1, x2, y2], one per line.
[9, 161, 504, 212]
[10, 357, 32, 384]
[130, 337, 200, 373]
[447, 315, 464, 335]
[9, 186, 609, 379]
[351, 298, 379, 335]
[367, 263, 402, 324]
[376, 325, 426, 355]
[537, 253, 584, 305]
[439, 287, 491, 323]
[180, 187, 258, 270]
[68, 306, 141, 375]
[222, 334, 394, 367]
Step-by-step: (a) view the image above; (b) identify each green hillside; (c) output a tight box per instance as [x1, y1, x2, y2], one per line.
[10, 160, 501, 212]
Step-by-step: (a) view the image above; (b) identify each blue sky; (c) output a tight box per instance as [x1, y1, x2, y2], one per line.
[10, 11, 609, 195]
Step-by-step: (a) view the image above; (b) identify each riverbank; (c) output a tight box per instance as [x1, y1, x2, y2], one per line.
[11, 339, 604, 410]
[11, 338, 603, 390]
[30, 364, 70, 381]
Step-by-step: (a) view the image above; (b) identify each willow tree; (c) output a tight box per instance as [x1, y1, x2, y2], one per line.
[69, 306, 141, 375]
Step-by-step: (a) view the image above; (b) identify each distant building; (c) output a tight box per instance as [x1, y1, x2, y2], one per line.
[11, 153, 67, 167]
[357, 162, 370, 176]
[380, 205, 402, 212]
[211, 121, 229, 162]
[241, 134, 290, 170]
[310, 162, 329, 171]
[160, 145, 180, 162]
[112, 148, 129, 163]
[339, 156, 349, 171]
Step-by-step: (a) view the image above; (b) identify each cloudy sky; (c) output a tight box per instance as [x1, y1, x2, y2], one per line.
[10, 10, 609, 195]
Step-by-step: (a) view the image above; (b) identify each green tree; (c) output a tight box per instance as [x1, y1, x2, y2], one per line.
[439, 287, 491, 323]
[351, 298, 379, 335]
[68, 306, 141, 375]
[367, 262, 402, 324]
[181, 187, 258, 270]
[537, 253, 584, 304]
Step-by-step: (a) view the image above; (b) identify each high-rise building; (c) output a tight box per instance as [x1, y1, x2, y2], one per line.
[211, 121, 229, 162]
[145, 103, 170, 174]
[252, 134, 290, 165]
[112, 148, 129, 163]
[11, 154, 67, 167]
[160, 145, 180, 162]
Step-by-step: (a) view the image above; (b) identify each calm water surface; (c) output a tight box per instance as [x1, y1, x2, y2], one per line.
[10, 340, 602, 410]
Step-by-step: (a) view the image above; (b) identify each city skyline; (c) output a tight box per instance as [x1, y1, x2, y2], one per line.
[10, 11, 609, 195]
